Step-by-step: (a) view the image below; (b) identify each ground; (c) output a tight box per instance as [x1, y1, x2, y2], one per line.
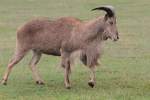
[0, 0, 150, 100]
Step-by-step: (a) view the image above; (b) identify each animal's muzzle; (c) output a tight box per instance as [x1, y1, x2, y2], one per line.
[114, 36, 119, 41]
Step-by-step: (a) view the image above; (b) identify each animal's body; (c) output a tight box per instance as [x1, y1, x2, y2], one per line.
[17, 17, 81, 56]
[1, 6, 119, 89]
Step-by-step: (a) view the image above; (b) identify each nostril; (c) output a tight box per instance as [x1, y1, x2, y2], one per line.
[117, 36, 119, 39]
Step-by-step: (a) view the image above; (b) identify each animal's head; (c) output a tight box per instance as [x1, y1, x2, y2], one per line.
[92, 6, 119, 41]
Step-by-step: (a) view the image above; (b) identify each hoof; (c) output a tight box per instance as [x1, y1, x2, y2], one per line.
[1, 79, 7, 85]
[88, 81, 95, 88]
[36, 81, 45, 85]
[65, 85, 71, 89]
[65, 84, 71, 89]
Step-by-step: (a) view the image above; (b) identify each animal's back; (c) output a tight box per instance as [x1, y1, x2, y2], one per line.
[16, 17, 81, 56]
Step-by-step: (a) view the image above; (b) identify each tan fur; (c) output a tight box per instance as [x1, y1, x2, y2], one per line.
[1, 6, 119, 88]
[17, 17, 81, 56]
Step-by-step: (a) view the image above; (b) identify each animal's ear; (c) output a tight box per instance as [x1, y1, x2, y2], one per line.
[104, 14, 109, 21]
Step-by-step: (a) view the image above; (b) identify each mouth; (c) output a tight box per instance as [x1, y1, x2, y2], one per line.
[103, 34, 119, 41]
[113, 38, 118, 41]
[109, 35, 119, 42]
[113, 36, 119, 41]
[103, 36, 108, 40]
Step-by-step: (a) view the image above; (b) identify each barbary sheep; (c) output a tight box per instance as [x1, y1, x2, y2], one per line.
[1, 6, 119, 89]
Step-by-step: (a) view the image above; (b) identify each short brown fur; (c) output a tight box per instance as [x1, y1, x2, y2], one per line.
[1, 6, 119, 88]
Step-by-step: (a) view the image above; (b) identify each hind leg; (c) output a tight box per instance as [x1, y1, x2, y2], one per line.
[29, 50, 44, 85]
[1, 49, 28, 85]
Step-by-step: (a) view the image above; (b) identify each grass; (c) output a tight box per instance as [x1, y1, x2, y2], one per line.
[0, 0, 150, 100]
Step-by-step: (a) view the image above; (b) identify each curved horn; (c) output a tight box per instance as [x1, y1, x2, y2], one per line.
[92, 6, 115, 17]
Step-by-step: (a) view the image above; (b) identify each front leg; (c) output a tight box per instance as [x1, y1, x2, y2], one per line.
[64, 60, 71, 89]
[88, 66, 96, 88]
[61, 51, 71, 89]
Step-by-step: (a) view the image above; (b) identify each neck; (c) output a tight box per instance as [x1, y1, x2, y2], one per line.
[83, 16, 105, 42]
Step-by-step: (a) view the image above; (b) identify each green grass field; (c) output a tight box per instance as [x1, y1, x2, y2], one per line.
[0, 0, 150, 100]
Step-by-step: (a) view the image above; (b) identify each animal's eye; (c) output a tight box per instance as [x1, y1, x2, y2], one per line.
[109, 22, 113, 25]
